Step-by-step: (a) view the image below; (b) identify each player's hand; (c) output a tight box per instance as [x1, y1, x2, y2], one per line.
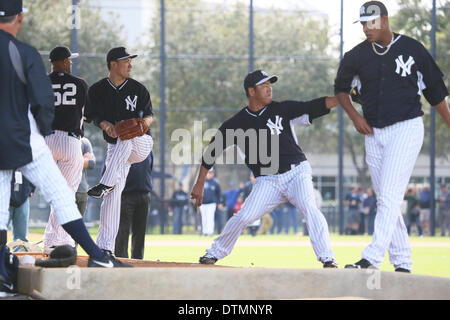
[352, 114, 373, 135]
[190, 182, 204, 207]
[102, 121, 118, 138]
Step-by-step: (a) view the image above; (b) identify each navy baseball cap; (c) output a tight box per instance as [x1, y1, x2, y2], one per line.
[49, 46, 79, 62]
[0, 0, 27, 17]
[107, 47, 137, 63]
[244, 70, 278, 91]
[353, 1, 388, 24]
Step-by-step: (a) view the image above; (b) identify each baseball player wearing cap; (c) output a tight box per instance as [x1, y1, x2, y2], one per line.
[0, 0, 130, 268]
[191, 70, 339, 267]
[335, 1, 450, 272]
[199, 169, 222, 236]
[85, 47, 153, 254]
[43, 46, 88, 252]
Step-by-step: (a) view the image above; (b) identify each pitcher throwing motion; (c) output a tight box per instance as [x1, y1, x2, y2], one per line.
[335, 1, 450, 272]
[191, 70, 339, 268]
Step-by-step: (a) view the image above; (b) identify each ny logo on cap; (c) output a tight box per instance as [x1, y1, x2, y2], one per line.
[360, 6, 365, 14]
[266, 115, 283, 135]
[125, 95, 138, 111]
[395, 55, 415, 77]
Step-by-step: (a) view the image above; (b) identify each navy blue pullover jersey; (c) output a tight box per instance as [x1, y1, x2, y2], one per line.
[202, 178, 221, 205]
[85, 77, 153, 144]
[0, 30, 54, 170]
[334, 33, 448, 128]
[201, 97, 329, 177]
[49, 72, 88, 137]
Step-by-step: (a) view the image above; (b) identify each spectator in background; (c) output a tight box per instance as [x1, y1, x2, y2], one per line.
[358, 187, 368, 235]
[239, 173, 261, 236]
[418, 185, 431, 235]
[224, 182, 240, 220]
[215, 193, 227, 234]
[405, 186, 422, 237]
[8, 170, 34, 243]
[438, 184, 450, 236]
[170, 182, 189, 235]
[270, 205, 284, 235]
[284, 202, 299, 235]
[198, 168, 221, 236]
[233, 194, 243, 215]
[115, 152, 153, 259]
[76, 137, 96, 217]
[362, 187, 377, 235]
[344, 185, 362, 235]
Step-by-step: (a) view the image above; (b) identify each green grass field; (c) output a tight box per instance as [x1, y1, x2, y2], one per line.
[24, 229, 450, 278]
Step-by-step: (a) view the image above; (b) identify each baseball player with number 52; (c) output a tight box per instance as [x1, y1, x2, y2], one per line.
[335, 1, 450, 272]
[43, 46, 88, 253]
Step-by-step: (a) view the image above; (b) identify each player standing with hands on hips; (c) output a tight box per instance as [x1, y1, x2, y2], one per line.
[191, 70, 340, 268]
[0, 0, 130, 272]
[334, 1, 450, 272]
[43, 46, 87, 253]
[85, 47, 153, 255]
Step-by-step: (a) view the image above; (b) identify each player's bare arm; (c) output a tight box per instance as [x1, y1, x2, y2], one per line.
[191, 165, 209, 207]
[99, 120, 118, 138]
[325, 96, 340, 109]
[434, 99, 450, 129]
[336, 92, 373, 135]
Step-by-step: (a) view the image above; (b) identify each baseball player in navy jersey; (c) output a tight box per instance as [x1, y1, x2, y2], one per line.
[43, 46, 87, 252]
[191, 70, 340, 267]
[85, 47, 153, 254]
[334, 1, 450, 272]
[0, 0, 130, 268]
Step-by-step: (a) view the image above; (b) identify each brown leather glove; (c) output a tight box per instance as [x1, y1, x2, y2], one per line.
[114, 118, 148, 140]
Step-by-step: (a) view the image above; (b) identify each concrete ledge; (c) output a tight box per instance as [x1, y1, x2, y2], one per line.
[17, 263, 450, 300]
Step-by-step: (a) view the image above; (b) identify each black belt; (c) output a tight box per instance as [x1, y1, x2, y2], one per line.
[276, 161, 303, 175]
[67, 131, 81, 139]
[51, 130, 81, 139]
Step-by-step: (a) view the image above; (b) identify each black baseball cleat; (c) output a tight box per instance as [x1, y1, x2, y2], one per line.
[395, 267, 411, 273]
[88, 184, 115, 199]
[345, 258, 375, 269]
[199, 254, 218, 265]
[323, 259, 338, 268]
[88, 250, 132, 268]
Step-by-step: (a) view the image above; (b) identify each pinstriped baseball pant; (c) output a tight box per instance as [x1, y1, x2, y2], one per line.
[0, 149, 82, 232]
[362, 117, 424, 270]
[207, 161, 335, 262]
[43, 131, 83, 247]
[96, 134, 153, 251]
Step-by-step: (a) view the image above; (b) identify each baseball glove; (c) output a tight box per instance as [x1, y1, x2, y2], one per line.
[35, 245, 77, 268]
[114, 118, 148, 140]
[350, 86, 362, 105]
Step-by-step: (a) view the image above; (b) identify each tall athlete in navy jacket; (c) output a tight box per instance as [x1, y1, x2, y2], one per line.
[0, 0, 129, 272]
[335, 1, 450, 272]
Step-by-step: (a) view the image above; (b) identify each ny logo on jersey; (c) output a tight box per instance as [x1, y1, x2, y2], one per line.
[266, 115, 283, 135]
[125, 95, 138, 111]
[395, 55, 415, 77]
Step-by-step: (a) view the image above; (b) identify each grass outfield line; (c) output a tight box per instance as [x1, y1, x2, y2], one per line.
[23, 230, 450, 278]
